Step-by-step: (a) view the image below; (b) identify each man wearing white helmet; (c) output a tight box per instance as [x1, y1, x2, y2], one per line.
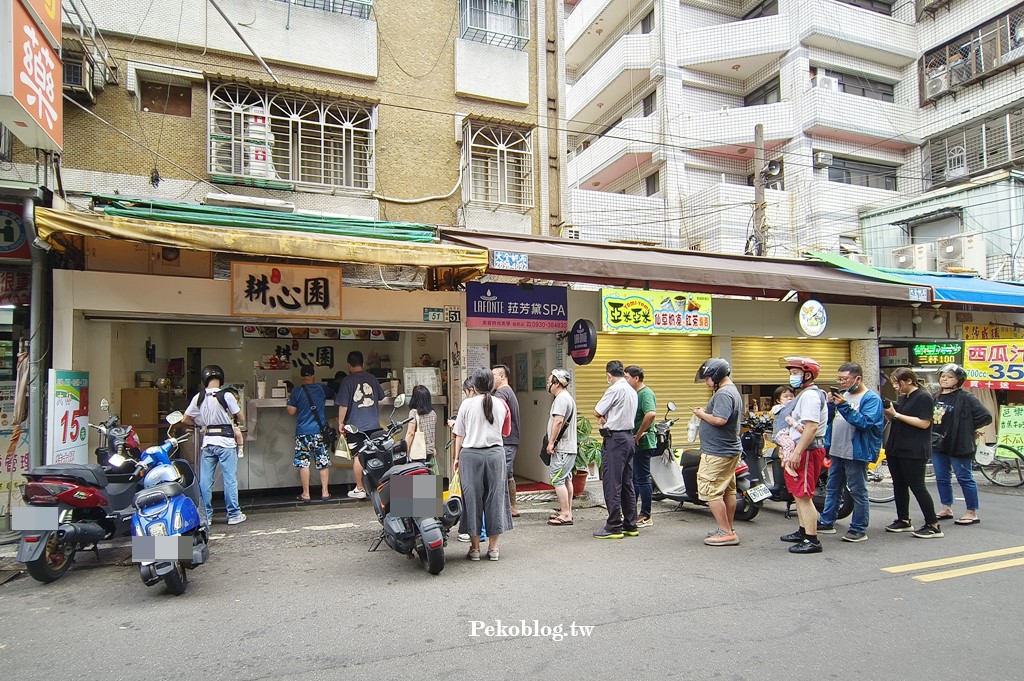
[545, 369, 577, 526]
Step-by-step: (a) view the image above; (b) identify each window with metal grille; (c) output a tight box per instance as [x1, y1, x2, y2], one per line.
[208, 83, 374, 190]
[926, 106, 1024, 185]
[460, 0, 530, 50]
[271, 0, 372, 19]
[464, 122, 533, 207]
[827, 156, 898, 190]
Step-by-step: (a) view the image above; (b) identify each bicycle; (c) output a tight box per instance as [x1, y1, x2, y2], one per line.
[976, 442, 1024, 488]
[866, 451, 894, 504]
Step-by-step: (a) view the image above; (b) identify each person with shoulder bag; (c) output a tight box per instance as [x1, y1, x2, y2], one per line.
[287, 365, 334, 502]
[544, 369, 577, 527]
[404, 385, 437, 472]
[931, 364, 993, 525]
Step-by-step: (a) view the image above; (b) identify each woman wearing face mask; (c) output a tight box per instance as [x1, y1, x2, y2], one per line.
[883, 368, 942, 538]
[931, 364, 991, 525]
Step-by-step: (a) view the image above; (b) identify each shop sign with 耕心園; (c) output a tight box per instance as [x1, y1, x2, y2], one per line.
[231, 263, 342, 319]
[601, 289, 712, 334]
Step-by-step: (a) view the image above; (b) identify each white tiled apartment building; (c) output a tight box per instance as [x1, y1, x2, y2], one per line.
[565, 0, 1024, 269]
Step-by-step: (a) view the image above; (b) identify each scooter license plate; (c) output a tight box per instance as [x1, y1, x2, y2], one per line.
[746, 484, 771, 503]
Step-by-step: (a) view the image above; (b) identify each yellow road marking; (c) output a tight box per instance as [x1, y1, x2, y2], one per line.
[913, 557, 1024, 583]
[881, 545, 1024, 574]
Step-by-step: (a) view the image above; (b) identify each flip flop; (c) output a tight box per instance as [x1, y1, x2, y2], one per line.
[321, 494, 332, 501]
[936, 513, 954, 520]
[296, 495, 311, 504]
[548, 517, 574, 526]
[511, 510, 521, 518]
[955, 517, 980, 525]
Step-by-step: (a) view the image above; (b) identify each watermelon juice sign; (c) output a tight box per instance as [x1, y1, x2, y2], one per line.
[963, 340, 1024, 390]
[601, 289, 712, 334]
[466, 282, 567, 331]
[46, 369, 89, 464]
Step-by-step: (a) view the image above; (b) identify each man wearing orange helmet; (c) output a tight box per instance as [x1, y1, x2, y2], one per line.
[779, 357, 829, 554]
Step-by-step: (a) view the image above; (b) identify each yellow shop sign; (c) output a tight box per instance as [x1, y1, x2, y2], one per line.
[601, 289, 712, 334]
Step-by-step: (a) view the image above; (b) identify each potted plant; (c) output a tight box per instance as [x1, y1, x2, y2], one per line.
[573, 417, 602, 498]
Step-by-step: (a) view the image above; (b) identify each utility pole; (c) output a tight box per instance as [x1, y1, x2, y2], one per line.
[752, 123, 766, 254]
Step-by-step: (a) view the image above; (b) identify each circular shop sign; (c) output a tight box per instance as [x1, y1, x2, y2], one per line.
[797, 300, 828, 337]
[568, 318, 597, 366]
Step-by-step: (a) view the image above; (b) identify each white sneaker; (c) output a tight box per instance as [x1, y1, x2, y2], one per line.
[457, 533, 471, 542]
[347, 488, 367, 499]
[227, 513, 247, 525]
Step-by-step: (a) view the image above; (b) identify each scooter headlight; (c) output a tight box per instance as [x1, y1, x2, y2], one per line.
[147, 522, 167, 536]
[173, 513, 183, 531]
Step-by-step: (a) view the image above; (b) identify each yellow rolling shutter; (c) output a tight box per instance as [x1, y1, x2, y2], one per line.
[730, 338, 851, 385]
[573, 334, 712, 441]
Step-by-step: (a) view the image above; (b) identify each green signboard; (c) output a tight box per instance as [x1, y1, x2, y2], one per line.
[911, 342, 963, 366]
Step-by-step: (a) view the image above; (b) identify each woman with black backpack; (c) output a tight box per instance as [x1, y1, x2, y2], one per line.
[931, 363, 992, 526]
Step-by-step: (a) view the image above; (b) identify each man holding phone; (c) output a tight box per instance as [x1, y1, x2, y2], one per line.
[818, 362, 885, 542]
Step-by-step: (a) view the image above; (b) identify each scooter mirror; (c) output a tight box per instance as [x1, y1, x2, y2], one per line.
[100, 398, 110, 412]
[393, 394, 407, 409]
[666, 401, 677, 412]
[165, 411, 184, 425]
[345, 424, 358, 434]
[108, 453, 127, 468]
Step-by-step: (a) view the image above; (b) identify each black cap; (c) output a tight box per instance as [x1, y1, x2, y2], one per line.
[300, 365, 315, 377]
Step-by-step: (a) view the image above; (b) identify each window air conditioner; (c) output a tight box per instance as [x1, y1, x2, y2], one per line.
[924, 72, 950, 100]
[813, 152, 834, 168]
[935, 233, 986, 274]
[814, 75, 840, 92]
[891, 243, 936, 271]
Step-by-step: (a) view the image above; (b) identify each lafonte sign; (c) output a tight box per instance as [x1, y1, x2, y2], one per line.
[601, 289, 712, 334]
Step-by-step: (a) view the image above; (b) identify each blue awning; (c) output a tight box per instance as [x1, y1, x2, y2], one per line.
[808, 252, 1024, 309]
[881, 271, 1024, 308]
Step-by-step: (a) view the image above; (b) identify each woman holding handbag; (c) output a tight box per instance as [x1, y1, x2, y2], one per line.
[404, 385, 437, 472]
[931, 364, 992, 525]
[452, 369, 513, 562]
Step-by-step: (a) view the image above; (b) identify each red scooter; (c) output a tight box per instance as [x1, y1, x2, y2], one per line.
[16, 416, 144, 583]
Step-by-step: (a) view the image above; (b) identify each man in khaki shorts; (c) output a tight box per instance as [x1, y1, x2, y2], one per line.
[692, 358, 744, 546]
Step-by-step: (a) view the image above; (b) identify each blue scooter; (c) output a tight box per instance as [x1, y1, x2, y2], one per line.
[110, 412, 209, 595]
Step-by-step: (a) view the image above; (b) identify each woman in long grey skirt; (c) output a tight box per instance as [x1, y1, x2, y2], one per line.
[453, 368, 513, 561]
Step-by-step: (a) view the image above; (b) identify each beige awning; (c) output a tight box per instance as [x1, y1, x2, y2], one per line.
[35, 208, 488, 276]
[440, 229, 929, 304]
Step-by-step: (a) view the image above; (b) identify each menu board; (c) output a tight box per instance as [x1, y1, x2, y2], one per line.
[403, 367, 443, 397]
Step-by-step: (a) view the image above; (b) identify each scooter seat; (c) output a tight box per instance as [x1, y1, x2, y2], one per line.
[681, 449, 703, 468]
[134, 482, 185, 509]
[380, 462, 431, 484]
[28, 463, 108, 488]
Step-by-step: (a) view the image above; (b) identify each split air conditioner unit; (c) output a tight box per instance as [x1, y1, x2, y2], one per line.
[891, 243, 936, 271]
[814, 75, 840, 92]
[935, 233, 986, 274]
[924, 72, 950, 100]
[847, 252, 873, 266]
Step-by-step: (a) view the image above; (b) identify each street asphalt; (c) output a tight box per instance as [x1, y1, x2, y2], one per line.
[1, 481, 1022, 681]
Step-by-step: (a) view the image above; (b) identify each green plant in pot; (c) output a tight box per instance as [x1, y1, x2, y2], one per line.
[572, 417, 602, 497]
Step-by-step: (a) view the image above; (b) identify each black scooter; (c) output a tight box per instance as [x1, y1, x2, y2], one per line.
[349, 395, 462, 576]
[648, 403, 762, 521]
[741, 414, 853, 520]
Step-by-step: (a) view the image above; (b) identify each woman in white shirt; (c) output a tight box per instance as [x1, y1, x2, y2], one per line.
[453, 368, 512, 561]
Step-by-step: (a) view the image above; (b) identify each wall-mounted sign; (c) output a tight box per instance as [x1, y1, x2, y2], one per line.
[962, 324, 1024, 341]
[911, 342, 963, 366]
[879, 346, 910, 368]
[997, 405, 1024, 446]
[796, 300, 827, 337]
[0, 204, 31, 260]
[423, 307, 443, 323]
[231, 263, 341, 319]
[466, 282, 567, 331]
[492, 250, 529, 271]
[568, 318, 597, 366]
[22, 0, 62, 48]
[601, 289, 712, 334]
[46, 369, 88, 465]
[963, 340, 1024, 390]
[1, 0, 63, 151]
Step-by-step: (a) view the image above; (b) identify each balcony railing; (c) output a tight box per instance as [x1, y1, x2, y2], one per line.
[920, 3, 1024, 102]
[567, 189, 672, 246]
[567, 33, 655, 122]
[567, 117, 659, 187]
[273, 0, 373, 19]
[679, 101, 795, 152]
[927, 107, 1024, 186]
[801, 88, 919, 148]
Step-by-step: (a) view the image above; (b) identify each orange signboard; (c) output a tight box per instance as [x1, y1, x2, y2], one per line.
[9, 0, 63, 150]
[20, 0, 61, 48]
